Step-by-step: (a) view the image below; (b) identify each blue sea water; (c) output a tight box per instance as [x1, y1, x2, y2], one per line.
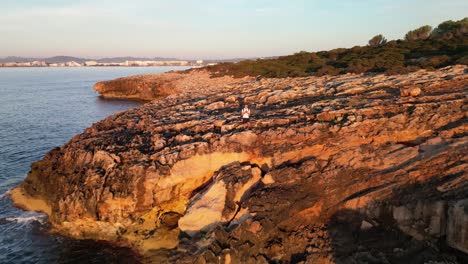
[0, 66, 190, 263]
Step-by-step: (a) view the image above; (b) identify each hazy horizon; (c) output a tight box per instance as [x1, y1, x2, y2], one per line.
[1, 0, 467, 60]
[0, 55, 260, 61]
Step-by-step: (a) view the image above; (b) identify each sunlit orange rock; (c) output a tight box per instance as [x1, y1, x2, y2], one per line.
[11, 65, 468, 262]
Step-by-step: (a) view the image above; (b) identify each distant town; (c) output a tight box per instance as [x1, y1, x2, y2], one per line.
[0, 59, 214, 67]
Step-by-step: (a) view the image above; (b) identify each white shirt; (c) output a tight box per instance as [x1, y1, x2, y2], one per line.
[242, 108, 250, 118]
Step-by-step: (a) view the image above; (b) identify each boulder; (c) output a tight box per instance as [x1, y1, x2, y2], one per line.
[400, 87, 422, 97]
[205, 101, 225, 111]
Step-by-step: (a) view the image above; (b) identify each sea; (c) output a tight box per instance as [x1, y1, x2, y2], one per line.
[0, 66, 191, 263]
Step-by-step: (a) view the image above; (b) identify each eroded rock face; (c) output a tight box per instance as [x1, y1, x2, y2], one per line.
[448, 200, 468, 254]
[10, 65, 468, 263]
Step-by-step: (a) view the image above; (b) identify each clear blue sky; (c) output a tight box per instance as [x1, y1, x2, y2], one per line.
[1, 0, 466, 59]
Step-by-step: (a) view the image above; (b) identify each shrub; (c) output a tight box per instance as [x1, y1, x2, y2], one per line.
[368, 34, 387, 47]
[432, 18, 468, 39]
[405, 25, 433, 41]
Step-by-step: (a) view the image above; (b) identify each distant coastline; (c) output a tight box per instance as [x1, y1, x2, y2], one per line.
[0, 55, 257, 68]
[0, 60, 215, 67]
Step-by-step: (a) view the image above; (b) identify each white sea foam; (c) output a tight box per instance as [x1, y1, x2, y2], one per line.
[5, 212, 47, 225]
[0, 189, 10, 200]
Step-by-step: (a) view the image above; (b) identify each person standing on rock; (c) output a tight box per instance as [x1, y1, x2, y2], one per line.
[242, 104, 251, 129]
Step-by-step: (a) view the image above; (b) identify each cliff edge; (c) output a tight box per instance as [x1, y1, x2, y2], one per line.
[11, 66, 468, 263]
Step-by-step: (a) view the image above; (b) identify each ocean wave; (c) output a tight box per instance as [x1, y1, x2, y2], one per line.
[5, 212, 47, 225]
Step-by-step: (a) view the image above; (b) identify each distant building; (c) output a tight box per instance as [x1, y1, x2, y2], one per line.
[16, 62, 32, 67]
[0, 59, 201, 67]
[31, 61, 47, 67]
[65, 61, 82, 67]
[85, 61, 98, 66]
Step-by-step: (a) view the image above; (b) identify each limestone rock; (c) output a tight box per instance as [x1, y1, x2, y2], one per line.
[447, 199, 468, 254]
[400, 86, 422, 97]
[10, 66, 468, 262]
[158, 211, 181, 229]
[93, 69, 254, 100]
[178, 180, 227, 235]
[205, 101, 225, 111]
[226, 131, 257, 146]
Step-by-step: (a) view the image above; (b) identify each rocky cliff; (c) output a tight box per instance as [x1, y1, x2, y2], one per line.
[93, 70, 251, 100]
[11, 66, 468, 263]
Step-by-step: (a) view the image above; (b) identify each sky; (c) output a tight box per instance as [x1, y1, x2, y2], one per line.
[0, 0, 467, 59]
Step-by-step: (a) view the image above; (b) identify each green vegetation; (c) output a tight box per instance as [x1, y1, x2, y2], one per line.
[405, 25, 433, 41]
[205, 18, 468, 78]
[368, 34, 387, 47]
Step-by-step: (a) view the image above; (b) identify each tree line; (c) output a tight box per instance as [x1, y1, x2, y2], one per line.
[204, 18, 467, 78]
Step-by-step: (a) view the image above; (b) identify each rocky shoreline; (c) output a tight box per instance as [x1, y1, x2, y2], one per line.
[93, 69, 252, 100]
[10, 66, 468, 263]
